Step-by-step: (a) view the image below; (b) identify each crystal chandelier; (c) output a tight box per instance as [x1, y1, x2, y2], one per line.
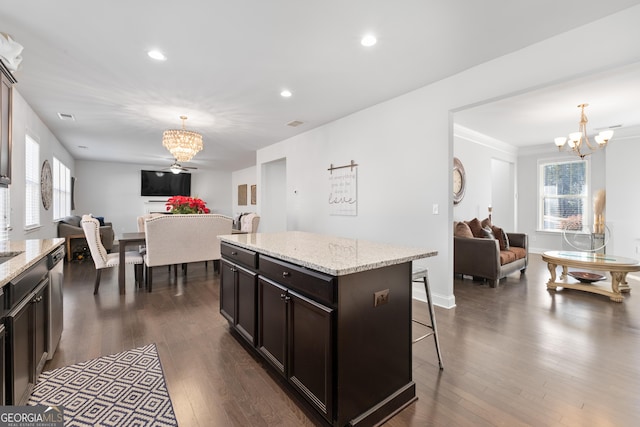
[553, 104, 613, 159]
[162, 116, 203, 162]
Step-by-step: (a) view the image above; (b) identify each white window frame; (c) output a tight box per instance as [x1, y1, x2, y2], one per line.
[25, 134, 40, 230]
[538, 158, 590, 233]
[53, 157, 71, 220]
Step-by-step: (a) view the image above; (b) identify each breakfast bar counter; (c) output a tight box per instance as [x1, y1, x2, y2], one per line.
[219, 231, 436, 426]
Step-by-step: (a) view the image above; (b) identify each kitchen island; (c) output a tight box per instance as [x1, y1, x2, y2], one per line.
[219, 231, 437, 426]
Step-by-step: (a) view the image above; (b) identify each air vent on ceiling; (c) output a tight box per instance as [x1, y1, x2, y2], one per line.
[57, 112, 75, 121]
[594, 124, 623, 130]
[287, 120, 304, 127]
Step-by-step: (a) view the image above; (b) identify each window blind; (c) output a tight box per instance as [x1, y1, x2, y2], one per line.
[25, 134, 40, 229]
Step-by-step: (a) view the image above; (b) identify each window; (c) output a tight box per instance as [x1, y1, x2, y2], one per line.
[0, 186, 9, 241]
[25, 134, 40, 229]
[53, 157, 71, 220]
[539, 159, 588, 232]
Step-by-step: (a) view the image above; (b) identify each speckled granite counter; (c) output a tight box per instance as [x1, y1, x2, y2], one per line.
[219, 231, 437, 276]
[0, 238, 65, 287]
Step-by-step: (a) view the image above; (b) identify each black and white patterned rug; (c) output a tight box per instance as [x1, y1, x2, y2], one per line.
[28, 343, 178, 426]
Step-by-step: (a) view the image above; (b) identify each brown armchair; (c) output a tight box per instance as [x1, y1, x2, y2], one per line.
[454, 221, 528, 287]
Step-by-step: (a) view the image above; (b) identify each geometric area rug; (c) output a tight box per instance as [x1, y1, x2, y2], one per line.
[28, 344, 178, 427]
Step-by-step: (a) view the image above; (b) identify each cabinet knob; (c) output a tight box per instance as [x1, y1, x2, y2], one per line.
[280, 293, 286, 299]
[231, 251, 238, 256]
[282, 271, 291, 278]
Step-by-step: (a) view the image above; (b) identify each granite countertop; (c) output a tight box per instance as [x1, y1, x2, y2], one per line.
[219, 231, 437, 276]
[0, 238, 65, 287]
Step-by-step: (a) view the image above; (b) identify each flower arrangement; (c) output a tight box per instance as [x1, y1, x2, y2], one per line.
[166, 196, 210, 214]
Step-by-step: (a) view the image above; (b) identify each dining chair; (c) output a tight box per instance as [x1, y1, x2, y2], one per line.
[81, 215, 144, 294]
[143, 214, 232, 291]
[240, 213, 260, 233]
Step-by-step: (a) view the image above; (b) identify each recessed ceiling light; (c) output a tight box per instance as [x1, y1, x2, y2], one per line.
[147, 50, 167, 61]
[361, 34, 377, 47]
[281, 90, 292, 98]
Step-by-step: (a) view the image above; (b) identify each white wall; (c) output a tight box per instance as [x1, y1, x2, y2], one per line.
[254, 7, 640, 309]
[231, 165, 257, 217]
[606, 130, 640, 259]
[453, 125, 518, 226]
[8, 90, 74, 241]
[74, 161, 232, 236]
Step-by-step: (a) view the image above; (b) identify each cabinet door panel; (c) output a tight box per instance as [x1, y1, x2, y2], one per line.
[220, 260, 236, 323]
[6, 292, 35, 405]
[288, 291, 334, 421]
[258, 277, 287, 375]
[236, 266, 257, 345]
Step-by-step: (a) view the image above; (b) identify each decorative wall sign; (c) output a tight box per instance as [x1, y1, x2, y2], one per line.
[328, 161, 358, 216]
[238, 184, 247, 205]
[41, 159, 52, 210]
[251, 184, 257, 205]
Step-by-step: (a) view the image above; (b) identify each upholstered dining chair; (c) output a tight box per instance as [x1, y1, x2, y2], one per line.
[143, 214, 232, 292]
[240, 213, 260, 233]
[81, 215, 144, 294]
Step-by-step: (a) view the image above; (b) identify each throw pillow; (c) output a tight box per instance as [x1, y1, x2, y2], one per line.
[92, 215, 106, 226]
[481, 217, 492, 229]
[454, 222, 474, 238]
[481, 226, 495, 239]
[491, 225, 510, 250]
[466, 218, 484, 238]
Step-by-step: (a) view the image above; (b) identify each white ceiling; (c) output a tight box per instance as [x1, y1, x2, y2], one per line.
[454, 61, 640, 148]
[1, 1, 639, 171]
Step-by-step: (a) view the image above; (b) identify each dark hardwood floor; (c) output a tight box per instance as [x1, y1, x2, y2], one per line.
[47, 254, 640, 426]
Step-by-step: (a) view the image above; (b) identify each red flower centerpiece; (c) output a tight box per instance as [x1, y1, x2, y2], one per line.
[166, 196, 210, 214]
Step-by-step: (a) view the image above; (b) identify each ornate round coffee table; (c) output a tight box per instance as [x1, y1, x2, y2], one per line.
[542, 251, 640, 302]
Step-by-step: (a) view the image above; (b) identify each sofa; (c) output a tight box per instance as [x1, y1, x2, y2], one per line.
[454, 218, 528, 287]
[58, 215, 115, 254]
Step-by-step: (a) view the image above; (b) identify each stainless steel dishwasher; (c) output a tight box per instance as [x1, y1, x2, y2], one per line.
[47, 245, 65, 360]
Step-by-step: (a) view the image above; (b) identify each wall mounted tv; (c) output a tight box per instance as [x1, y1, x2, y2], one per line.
[141, 170, 191, 197]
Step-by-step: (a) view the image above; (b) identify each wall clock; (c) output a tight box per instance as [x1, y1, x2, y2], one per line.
[453, 157, 466, 205]
[41, 159, 52, 210]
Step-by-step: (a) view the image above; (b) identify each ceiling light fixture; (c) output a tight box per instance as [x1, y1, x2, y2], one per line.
[162, 116, 203, 162]
[361, 34, 377, 47]
[553, 104, 613, 159]
[280, 89, 292, 98]
[147, 50, 167, 61]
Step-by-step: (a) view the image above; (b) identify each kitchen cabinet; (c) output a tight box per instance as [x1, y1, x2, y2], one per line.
[220, 259, 257, 345]
[220, 233, 434, 426]
[4, 258, 50, 405]
[0, 324, 5, 405]
[0, 61, 16, 186]
[258, 276, 334, 421]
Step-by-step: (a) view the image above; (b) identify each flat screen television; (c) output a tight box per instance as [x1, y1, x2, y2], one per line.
[141, 170, 191, 197]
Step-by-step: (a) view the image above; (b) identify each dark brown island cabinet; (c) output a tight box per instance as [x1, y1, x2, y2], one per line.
[220, 231, 436, 426]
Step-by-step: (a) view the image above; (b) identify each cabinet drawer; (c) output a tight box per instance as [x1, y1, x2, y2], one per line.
[221, 242, 257, 268]
[259, 255, 335, 306]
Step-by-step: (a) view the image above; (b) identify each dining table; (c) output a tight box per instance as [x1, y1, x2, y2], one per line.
[117, 232, 146, 294]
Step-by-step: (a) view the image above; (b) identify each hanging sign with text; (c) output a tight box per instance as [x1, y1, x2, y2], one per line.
[328, 167, 357, 216]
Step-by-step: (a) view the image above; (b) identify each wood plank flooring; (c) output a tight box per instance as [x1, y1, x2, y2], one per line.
[47, 254, 640, 426]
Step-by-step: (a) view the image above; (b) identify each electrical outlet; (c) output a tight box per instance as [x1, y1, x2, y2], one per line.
[374, 289, 389, 307]
[432, 204, 439, 215]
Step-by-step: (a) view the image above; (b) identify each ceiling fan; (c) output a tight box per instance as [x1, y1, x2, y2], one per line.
[163, 161, 197, 174]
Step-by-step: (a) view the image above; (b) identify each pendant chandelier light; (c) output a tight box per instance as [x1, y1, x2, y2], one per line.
[553, 104, 613, 159]
[162, 115, 203, 162]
